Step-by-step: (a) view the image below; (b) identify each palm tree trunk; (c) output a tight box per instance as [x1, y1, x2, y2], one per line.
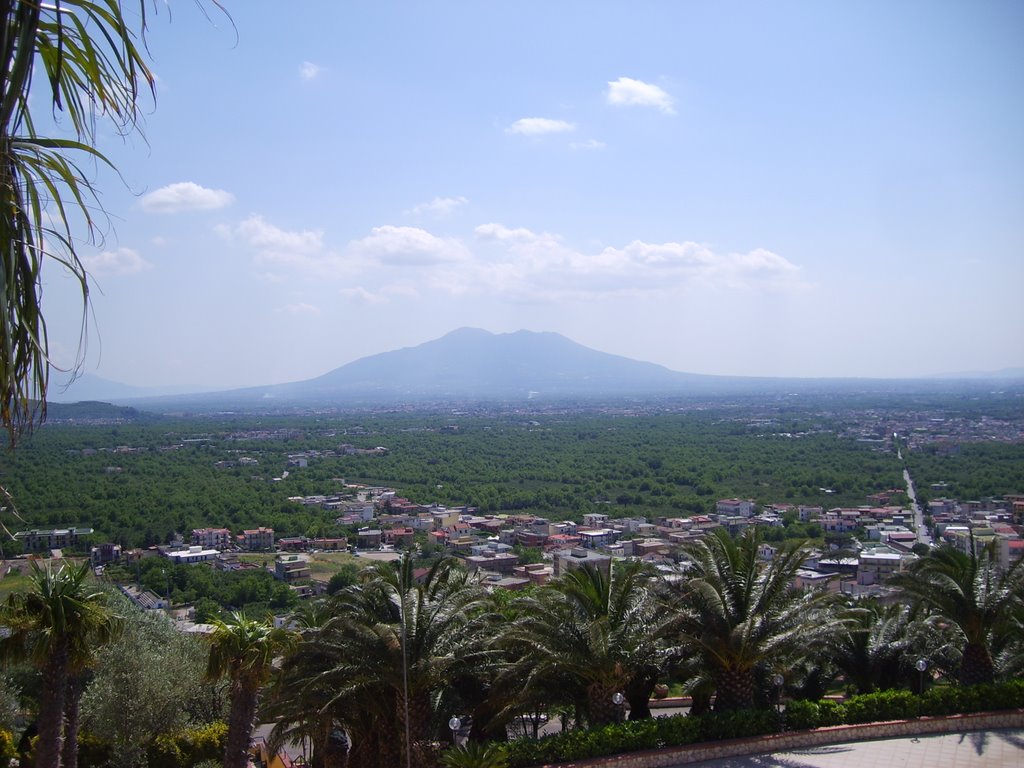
[223, 679, 259, 768]
[585, 681, 621, 727]
[714, 667, 755, 712]
[959, 642, 995, 686]
[626, 675, 656, 720]
[61, 674, 83, 768]
[36, 639, 69, 768]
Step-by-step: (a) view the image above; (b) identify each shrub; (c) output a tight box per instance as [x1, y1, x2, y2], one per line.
[842, 689, 919, 723]
[440, 741, 510, 768]
[504, 679, 1024, 767]
[147, 721, 228, 768]
[816, 699, 847, 726]
[782, 700, 819, 731]
[697, 709, 778, 742]
[0, 730, 15, 763]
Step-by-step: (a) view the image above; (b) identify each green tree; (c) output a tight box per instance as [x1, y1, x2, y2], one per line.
[265, 556, 485, 768]
[0, 561, 119, 767]
[826, 602, 947, 695]
[206, 613, 293, 768]
[503, 561, 674, 727]
[81, 603, 222, 767]
[669, 529, 840, 711]
[890, 544, 1024, 685]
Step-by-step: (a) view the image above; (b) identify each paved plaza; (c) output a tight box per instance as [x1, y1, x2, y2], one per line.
[686, 729, 1024, 768]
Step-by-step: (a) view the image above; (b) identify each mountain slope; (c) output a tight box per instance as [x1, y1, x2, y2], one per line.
[269, 327, 715, 400]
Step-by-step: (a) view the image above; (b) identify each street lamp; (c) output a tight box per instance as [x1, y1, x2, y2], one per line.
[772, 674, 785, 728]
[448, 716, 462, 747]
[612, 692, 625, 723]
[915, 658, 928, 695]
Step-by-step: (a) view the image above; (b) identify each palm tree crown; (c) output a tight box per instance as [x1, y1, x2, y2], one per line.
[503, 559, 674, 727]
[206, 612, 294, 768]
[889, 543, 1024, 685]
[670, 528, 840, 711]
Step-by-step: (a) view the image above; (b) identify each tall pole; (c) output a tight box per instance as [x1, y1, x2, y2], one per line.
[400, 557, 412, 768]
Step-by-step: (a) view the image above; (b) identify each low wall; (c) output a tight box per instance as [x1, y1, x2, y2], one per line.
[532, 709, 1024, 768]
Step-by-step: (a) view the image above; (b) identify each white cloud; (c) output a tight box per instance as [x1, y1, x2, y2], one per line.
[279, 302, 321, 316]
[570, 139, 607, 151]
[300, 61, 321, 81]
[82, 247, 153, 276]
[140, 182, 234, 213]
[349, 225, 469, 267]
[407, 196, 469, 217]
[235, 214, 324, 255]
[506, 117, 575, 136]
[464, 224, 803, 299]
[606, 77, 675, 114]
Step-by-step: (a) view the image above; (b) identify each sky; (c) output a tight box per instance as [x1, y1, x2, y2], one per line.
[40, 0, 1024, 391]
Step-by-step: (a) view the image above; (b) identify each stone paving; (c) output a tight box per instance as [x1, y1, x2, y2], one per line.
[684, 729, 1024, 768]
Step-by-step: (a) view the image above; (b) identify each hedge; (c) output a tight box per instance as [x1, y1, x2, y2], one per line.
[503, 709, 776, 767]
[503, 679, 1024, 767]
[786, 680, 1024, 730]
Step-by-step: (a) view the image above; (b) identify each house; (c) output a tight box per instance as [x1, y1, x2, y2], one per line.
[464, 551, 520, 575]
[793, 569, 840, 592]
[241, 527, 275, 551]
[857, 546, 907, 586]
[311, 537, 348, 551]
[120, 584, 168, 611]
[274, 555, 311, 583]
[579, 529, 617, 549]
[716, 499, 755, 518]
[15, 526, 94, 551]
[383, 527, 416, 547]
[277, 536, 309, 552]
[166, 546, 219, 565]
[512, 562, 553, 586]
[192, 527, 232, 550]
[552, 547, 611, 578]
[90, 542, 122, 566]
[798, 506, 823, 522]
[356, 529, 382, 549]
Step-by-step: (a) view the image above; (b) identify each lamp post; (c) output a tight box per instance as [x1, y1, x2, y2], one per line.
[448, 716, 462, 747]
[772, 673, 785, 728]
[915, 658, 928, 695]
[612, 692, 625, 723]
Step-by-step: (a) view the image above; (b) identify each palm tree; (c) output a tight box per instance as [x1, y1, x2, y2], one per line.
[826, 602, 945, 695]
[669, 528, 840, 712]
[889, 543, 1024, 685]
[264, 555, 486, 768]
[0, 1, 228, 443]
[0, 0, 150, 443]
[503, 560, 675, 727]
[206, 613, 294, 768]
[0, 560, 120, 767]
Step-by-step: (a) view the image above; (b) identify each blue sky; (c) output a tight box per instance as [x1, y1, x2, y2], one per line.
[42, 1, 1024, 390]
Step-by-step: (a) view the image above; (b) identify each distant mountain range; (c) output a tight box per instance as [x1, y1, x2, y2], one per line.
[48, 328, 1024, 411]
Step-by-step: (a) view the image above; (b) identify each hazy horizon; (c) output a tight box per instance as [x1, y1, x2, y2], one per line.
[49, 327, 1024, 401]
[39, 2, 1024, 390]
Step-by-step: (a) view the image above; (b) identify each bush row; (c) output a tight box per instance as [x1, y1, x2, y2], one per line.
[503, 709, 777, 767]
[503, 680, 1024, 767]
[785, 680, 1024, 730]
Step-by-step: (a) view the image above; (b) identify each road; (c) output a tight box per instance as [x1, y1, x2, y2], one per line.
[903, 467, 933, 547]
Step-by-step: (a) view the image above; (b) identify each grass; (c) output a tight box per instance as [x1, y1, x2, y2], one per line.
[238, 550, 362, 582]
[0, 568, 32, 600]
